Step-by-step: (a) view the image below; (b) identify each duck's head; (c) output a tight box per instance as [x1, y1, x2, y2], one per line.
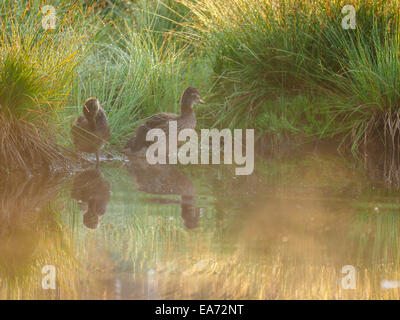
[180, 87, 205, 109]
[83, 97, 100, 120]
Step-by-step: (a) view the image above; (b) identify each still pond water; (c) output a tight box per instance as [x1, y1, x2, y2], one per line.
[1, 150, 400, 299]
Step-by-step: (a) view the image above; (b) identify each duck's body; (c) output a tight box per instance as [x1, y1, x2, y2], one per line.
[125, 87, 204, 155]
[71, 98, 110, 167]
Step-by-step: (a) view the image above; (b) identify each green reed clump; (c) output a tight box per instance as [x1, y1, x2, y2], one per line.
[68, 16, 211, 147]
[179, 0, 400, 153]
[0, 0, 96, 173]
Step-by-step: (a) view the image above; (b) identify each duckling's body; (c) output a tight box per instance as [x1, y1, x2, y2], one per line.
[125, 87, 204, 155]
[71, 98, 110, 167]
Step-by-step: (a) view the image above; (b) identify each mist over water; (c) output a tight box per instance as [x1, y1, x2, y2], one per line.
[1, 150, 400, 299]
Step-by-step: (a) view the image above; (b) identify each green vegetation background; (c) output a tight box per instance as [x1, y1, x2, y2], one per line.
[0, 0, 399, 159]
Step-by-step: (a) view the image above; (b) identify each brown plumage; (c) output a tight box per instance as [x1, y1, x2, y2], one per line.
[125, 87, 204, 154]
[71, 98, 110, 168]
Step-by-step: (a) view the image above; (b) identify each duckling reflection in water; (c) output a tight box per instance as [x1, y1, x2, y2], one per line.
[126, 159, 201, 229]
[71, 169, 110, 229]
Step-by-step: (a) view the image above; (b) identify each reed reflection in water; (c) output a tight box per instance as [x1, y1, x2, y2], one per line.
[126, 158, 201, 229]
[1, 152, 400, 298]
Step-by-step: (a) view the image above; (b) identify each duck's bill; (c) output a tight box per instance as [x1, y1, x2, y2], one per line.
[199, 99, 205, 104]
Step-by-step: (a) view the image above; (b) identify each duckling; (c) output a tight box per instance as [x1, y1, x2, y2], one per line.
[125, 87, 204, 155]
[71, 98, 110, 168]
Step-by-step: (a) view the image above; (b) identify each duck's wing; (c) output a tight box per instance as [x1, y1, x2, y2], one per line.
[73, 115, 87, 128]
[72, 115, 106, 153]
[95, 110, 110, 141]
[126, 113, 178, 152]
[143, 112, 178, 129]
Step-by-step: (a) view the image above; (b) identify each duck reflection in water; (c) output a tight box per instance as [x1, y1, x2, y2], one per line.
[126, 159, 201, 229]
[71, 169, 110, 229]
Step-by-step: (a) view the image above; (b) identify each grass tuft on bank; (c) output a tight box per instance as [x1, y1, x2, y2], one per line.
[178, 0, 400, 153]
[1, 0, 400, 173]
[0, 1, 96, 173]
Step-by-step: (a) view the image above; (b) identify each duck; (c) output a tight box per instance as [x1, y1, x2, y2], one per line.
[71, 97, 110, 168]
[125, 87, 204, 155]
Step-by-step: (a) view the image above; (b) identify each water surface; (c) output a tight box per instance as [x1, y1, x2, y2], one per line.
[1, 151, 400, 299]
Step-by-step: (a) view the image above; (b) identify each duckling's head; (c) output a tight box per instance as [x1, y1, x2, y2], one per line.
[180, 87, 205, 109]
[83, 97, 100, 120]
